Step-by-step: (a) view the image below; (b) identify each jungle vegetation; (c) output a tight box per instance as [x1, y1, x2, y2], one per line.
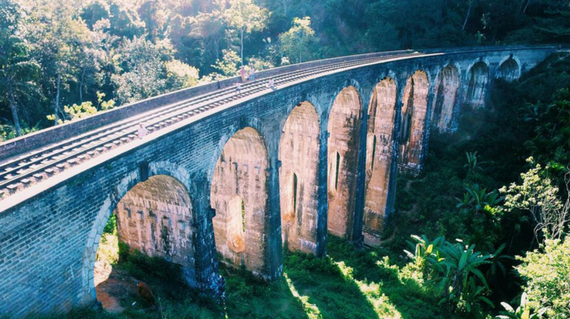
[1, 0, 570, 318]
[0, 0, 569, 139]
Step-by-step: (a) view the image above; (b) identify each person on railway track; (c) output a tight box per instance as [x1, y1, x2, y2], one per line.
[138, 123, 148, 139]
[240, 66, 247, 82]
[236, 82, 242, 94]
[249, 64, 256, 80]
[267, 78, 276, 90]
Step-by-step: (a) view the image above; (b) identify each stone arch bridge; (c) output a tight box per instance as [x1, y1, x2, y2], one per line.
[0, 46, 557, 317]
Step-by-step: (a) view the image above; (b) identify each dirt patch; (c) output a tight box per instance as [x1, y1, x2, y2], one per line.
[95, 261, 138, 313]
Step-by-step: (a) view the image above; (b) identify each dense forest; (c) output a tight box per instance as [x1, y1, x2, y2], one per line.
[1, 0, 569, 140]
[2, 0, 570, 319]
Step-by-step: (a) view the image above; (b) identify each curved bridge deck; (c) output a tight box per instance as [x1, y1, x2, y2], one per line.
[0, 49, 421, 203]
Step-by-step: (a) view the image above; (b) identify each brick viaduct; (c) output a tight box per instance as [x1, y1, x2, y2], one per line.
[0, 46, 556, 317]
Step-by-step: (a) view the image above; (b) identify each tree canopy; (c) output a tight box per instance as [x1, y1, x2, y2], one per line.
[0, 0, 566, 139]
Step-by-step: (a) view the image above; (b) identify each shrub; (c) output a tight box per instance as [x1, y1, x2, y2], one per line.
[516, 237, 570, 318]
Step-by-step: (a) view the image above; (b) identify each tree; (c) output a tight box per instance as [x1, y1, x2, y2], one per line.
[111, 36, 171, 104]
[402, 235, 494, 314]
[86, 18, 120, 103]
[224, 0, 268, 66]
[0, 0, 40, 136]
[165, 59, 200, 89]
[525, 89, 570, 165]
[362, 6, 399, 51]
[435, 240, 493, 313]
[107, 1, 145, 39]
[462, 0, 475, 31]
[138, 0, 169, 42]
[211, 49, 241, 77]
[500, 158, 570, 241]
[24, 0, 91, 124]
[190, 10, 226, 62]
[279, 17, 317, 64]
[516, 237, 570, 318]
[49, 18, 90, 124]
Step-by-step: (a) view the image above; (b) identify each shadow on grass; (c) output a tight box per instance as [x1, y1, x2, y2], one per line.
[110, 250, 225, 319]
[326, 236, 448, 319]
[222, 265, 309, 319]
[10, 236, 452, 319]
[284, 246, 380, 319]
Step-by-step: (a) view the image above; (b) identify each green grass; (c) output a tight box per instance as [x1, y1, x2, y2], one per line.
[15, 235, 459, 319]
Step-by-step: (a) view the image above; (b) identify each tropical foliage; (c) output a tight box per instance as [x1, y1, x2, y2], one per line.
[0, 0, 568, 139]
[515, 238, 570, 319]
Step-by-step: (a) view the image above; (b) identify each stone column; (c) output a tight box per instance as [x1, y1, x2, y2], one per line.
[450, 71, 466, 133]
[388, 79, 406, 220]
[191, 172, 224, 300]
[315, 130, 330, 256]
[418, 76, 436, 171]
[351, 92, 371, 248]
[265, 148, 284, 279]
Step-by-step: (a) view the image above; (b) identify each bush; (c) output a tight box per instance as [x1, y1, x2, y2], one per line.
[516, 237, 570, 318]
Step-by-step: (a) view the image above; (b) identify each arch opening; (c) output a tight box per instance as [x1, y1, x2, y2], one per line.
[364, 77, 397, 245]
[465, 61, 489, 108]
[497, 58, 520, 81]
[399, 70, 429, 173]
[431, 65, 460, 132]
[278, 101, 320, 254]
[327, 86, 362, 240]
[93, 174, 195, 311]
[211, 127, 270, 276]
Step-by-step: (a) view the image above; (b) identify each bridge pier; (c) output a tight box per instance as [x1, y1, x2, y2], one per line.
[191, 173, 225, 299]
[266, 152, 284, 279]
[315, 130, 330, 256]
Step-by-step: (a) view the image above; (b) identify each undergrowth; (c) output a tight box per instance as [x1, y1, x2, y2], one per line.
[17, 235, 457, 319]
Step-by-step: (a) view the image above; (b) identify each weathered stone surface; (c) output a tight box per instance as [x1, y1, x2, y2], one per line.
[363, 77, 397, 245]
[399, 70, 429, 173]
[0, 46, 557, 318]
[279, 102, 320, 254]
[210, 127, 270, 277]
[465, 61, 489, 108]
[115, 175, 195, 284]
[497, 57, 521, 81]
[431, 65, 460, 132]
[327, 86, 362, 240]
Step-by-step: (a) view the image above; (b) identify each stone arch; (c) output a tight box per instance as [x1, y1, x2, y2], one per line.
[81, 168, 195, 305]
[115, 175, 195, 267]
[210, 127, 270, 276]
[431, 64, 460, 132]
[497, 57, 521, 81]
[399, 70, 429, 172]
[327, 86, 362, 240]
[363, 77, 397, 245]
[279, 101, 320, 254]
[465, 61, 489, 108]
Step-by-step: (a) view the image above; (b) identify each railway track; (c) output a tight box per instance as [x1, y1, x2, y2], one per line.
[0, 50, 421, 201]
